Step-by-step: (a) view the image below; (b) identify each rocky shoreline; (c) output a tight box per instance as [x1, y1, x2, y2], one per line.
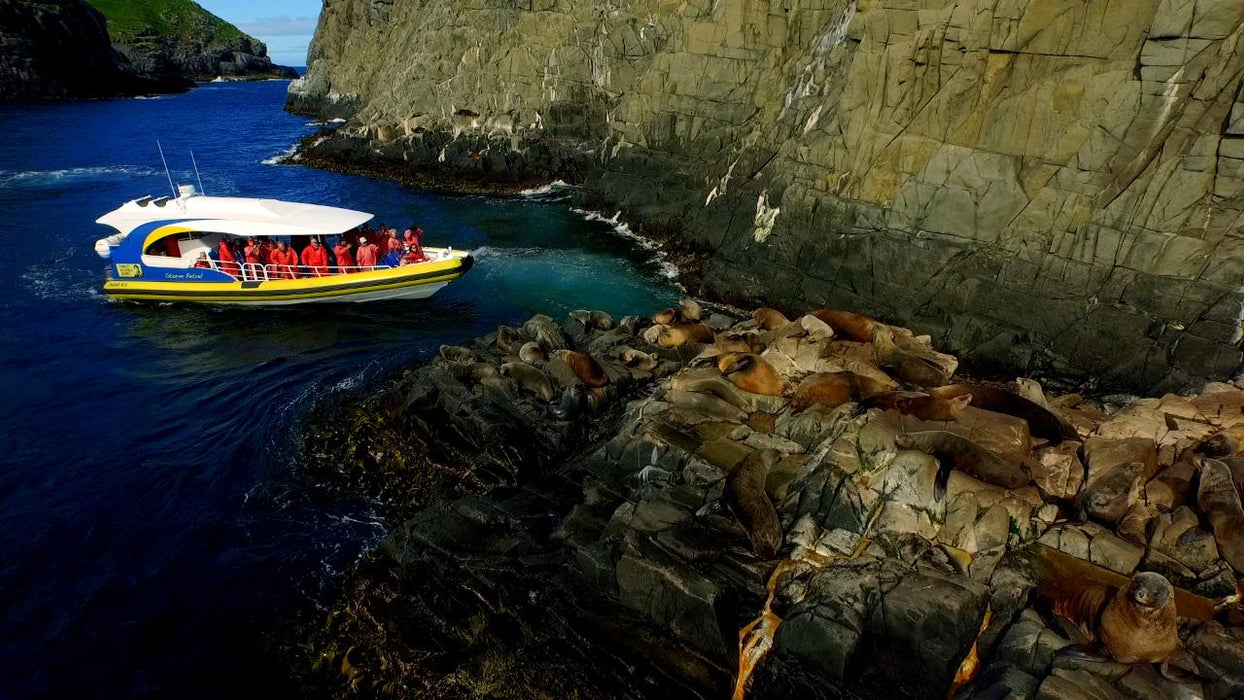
[286, 302, 1244, 698]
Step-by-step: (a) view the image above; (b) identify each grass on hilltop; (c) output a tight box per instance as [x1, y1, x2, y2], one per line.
[86, 0, 247, 44]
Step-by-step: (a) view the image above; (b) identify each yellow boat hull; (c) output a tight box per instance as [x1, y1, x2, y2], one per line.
[103, 252, 473, 305]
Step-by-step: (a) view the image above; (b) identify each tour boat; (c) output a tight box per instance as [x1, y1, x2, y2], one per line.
[93, 185, 473, 304]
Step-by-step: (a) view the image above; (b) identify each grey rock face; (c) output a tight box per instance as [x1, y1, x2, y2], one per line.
[289, 0, 1244, 392]
[0, 0, 129, 98]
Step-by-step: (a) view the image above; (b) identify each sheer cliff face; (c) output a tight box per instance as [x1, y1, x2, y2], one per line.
[292, 0, 1244, 390]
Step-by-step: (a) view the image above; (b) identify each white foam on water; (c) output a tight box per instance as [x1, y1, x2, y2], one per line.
[519, 179, 576, 197]
[261, 143, 299, 165]
[0, 165, 159, 187]
[570, 207, 682, 285]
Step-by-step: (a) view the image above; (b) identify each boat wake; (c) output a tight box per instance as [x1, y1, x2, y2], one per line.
[570, 208, 681, 283]
[0, 165, 159, 188]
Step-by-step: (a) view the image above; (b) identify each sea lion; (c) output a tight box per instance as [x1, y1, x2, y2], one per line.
[873, 325, 958, 388]
[550, 384, 588, 420]
[557, 349, 609, 388]
[1075, 462, 1144, 525]
[716, 331, 764, 355]
[799, 314, 834, 341]
[667, 389, 749, 422]
[718, 353, 786, 397]
[655, 322, 714, 347]
[669, 374, 754, 410]
[495, 326, 524, 354]
[867, 392, 972, 421]
[810, 309, 882, 343]
[725, 449, 783, 559]
[618, 315, 647, 335]
[438, 344, 475, 363]
[569, 309, 593, 327]
[753, 308, 790, 331]
[930, 383, 1078, 445]
[619, 346, 658, 372]
[522, 314, 566, 351]
[1197, 457, 1244, 575]
[896, 429, 1032, 498]
[653, 298, 702, 325]
[589, 310, 614, 331]
[1043, 571, 1180, 670]
[500, 362, 555, 402]
[788, 372, 896, 413]
[518, 341, 545, 364]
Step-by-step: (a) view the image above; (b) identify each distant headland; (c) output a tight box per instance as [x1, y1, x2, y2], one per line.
[0, 0, 297, 100]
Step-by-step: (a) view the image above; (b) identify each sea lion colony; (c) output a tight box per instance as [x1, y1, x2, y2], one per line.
[329, 301, 1244, 698]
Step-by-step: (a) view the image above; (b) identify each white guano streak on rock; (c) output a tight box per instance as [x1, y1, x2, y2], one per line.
[753, 191, 780, 243]
[706, 159, 738, 206]
[780, 0, 856, 120]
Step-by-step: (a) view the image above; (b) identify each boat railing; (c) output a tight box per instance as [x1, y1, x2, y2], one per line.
[199, 249, 457, 281]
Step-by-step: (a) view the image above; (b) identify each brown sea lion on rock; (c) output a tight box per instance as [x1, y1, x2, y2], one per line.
[654, 322, 713, 347]
[931, 384, 1078, 445]
[725, 449, 783, 559]
[752, 308, 790, 330]
[872, 325, 958, 388]
[1197, 458, 1244, 575]
[589, 310, 613, 331]
[518, 341, 545, 364]
[716, 331, 764, 355]
[788, 372, 893, 413]
[718, 353, 786, 396]
[1042, 571, 1181, 672]
[556, 349, 609, 388]
[499, 362, 555, 402]
[896, 430, 1032, 498]
[438, 345, 475, 363]
[653, 298, 702, 325]
[810, 309, 882, 342]
[618, 346, 658, 372]
[868, 392, 972, 421]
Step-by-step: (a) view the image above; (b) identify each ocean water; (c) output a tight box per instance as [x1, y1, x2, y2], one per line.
[0, 80, 679, 698]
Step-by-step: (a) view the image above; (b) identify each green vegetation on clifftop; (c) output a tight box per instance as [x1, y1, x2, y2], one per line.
[87, 0, 242, 44]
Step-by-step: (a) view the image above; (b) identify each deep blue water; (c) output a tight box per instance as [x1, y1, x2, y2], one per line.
[0, 81, 678, 698]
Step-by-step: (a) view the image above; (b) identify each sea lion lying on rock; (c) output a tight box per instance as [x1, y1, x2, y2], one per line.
[618, 346, 658, 372]
[788, 372, 893, 413]
[896, 429, 1033, 498]
[500, 362, 555, 402]
[810, 309, 882, 342]
[716, 331, 765, 355]
[589, 310, 613, 331]
[752, 308, 790, 330]
[556, 350, 609, 388]
[651, 322, 713, 347]
[653, 299, 702, 325]
[930, 384, 1077, 445]
[439, 345, 475, 363]
[872, 325, 958, 388]
[1197, 457, 1244, 575]
[868, 392, 972, 421]
[669, 373, 754, 410]
[666, 389, 748, 422]
[717, 353, 786, 397]
[725, 448, 783, 559]
[518, 341, 545, 364]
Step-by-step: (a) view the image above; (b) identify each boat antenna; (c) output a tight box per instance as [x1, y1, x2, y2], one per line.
[190, 149, 205, 194]
[156, 140, 177, 198]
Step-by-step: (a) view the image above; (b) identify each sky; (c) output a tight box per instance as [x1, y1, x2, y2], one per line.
[199, 0, 322, 67]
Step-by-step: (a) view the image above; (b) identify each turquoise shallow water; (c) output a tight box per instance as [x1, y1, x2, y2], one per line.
[0, 80, 678, 698]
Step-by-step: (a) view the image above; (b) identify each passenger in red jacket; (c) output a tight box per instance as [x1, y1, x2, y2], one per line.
[270, 240, 300, 279]
[262, 239, 278, 264]
[334, 238, 355, 272]
[301, 238, 329, 277]
[384, 228, 402, 255]
[243, 237, 263, 264]
[217, 238, 239, 277]
[356, 237, 379, 269]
